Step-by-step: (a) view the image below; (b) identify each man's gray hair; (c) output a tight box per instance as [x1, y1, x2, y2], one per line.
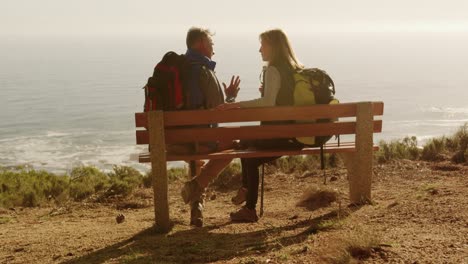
[186, 27, 214, 49]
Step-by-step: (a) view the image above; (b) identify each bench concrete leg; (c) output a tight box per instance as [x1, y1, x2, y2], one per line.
[341, 102, 374, 204]
[340, 152, 355, 181]
[341, 152, 371, 204]
[148, 111, 171, 232]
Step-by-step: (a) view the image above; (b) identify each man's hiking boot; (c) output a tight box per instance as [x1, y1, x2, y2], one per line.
[231, 187, 247, 205]
[230, 206, 259, 222]
[190, 200, 204, 227]
[181, 180, 203, 204]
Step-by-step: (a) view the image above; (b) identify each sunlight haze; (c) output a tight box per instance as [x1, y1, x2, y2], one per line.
[2, 0, 468, 36]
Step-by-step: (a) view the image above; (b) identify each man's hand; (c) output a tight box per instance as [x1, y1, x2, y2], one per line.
[223, 75, 241, 100]
[216, 102, 240, 110]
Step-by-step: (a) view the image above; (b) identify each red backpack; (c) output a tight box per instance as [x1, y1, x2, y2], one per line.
[143, 51, 191, 111]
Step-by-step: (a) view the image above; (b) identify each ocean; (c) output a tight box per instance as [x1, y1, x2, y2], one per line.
[1, 32, 467, 173]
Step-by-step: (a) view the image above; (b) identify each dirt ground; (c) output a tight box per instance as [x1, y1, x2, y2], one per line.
[0, 160, 467, 264]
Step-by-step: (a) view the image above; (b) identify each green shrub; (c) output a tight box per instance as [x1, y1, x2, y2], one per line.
[449, 124, 467, 163]
[459, 125, 468, 151]
[0, 165, 152, 207]
[328, 153, 340, 168]
[106, 166, 143, 197]
[273, 156, 312, 174]
[22, 191, 38, 207]
[303, 155, 321, 169]
[376, 136, 420, 163]
[69, 166, 109, 201]
[219, 162, 241, 178]
[421, 137, 446, 161]
[167, 167, 188, 182]
[375, 124, 467, 163]
[0, 168, 69, 207]
[451, 150, 466, 164]
[273, 156, 296, 173]
[211, 162, 241, 190]
[142, 171, 153, 188]
[143, 167, 187, 188]
[269, 153, 340, 174]
[298, 155, 316, 172]
[449, 123, 468, 152]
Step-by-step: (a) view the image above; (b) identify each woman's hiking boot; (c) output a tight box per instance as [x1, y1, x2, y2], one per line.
[230, 206, 259, 222]
[181, 179, 203, 204]
[231, 187, 247, 205]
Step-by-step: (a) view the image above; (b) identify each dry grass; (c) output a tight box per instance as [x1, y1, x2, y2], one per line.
[296, 186, 339, 210]
[1, 159, 467, 263]
[344, 230, 381, 260]
[322, 228, 382, 264]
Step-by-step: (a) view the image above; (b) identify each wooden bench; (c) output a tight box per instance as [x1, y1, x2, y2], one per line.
[135, 101, 384, 231]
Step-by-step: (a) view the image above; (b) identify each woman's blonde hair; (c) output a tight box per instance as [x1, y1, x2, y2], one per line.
[260, 29, 303, 70]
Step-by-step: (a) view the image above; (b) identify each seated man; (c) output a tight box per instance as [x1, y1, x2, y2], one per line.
[181, 27, 240, 227]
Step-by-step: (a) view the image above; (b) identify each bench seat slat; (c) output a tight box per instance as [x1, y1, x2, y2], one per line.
[138, 144, 379, 162]
[136, 120, 382, 145]
[135, 102, 384, 128]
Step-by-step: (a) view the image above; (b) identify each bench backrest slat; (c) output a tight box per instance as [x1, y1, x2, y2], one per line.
[135, 102, 384, 128]
[136, 120, 382, 145]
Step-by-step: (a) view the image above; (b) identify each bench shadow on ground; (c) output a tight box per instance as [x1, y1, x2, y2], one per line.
[62, 206, 362, 264]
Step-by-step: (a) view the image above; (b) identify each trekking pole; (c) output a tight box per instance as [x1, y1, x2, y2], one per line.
[260, 164, 265, 217]
[321, 145, 327, 185]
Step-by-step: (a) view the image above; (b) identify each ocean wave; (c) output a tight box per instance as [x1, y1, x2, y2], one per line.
[0, 130, 149, 173]
[46, 131, 70, 137]
[387, 119, 468, 127]
[421, 106, 468, 115]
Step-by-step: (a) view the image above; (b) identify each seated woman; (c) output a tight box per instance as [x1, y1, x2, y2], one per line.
[217, 28, 305, 222]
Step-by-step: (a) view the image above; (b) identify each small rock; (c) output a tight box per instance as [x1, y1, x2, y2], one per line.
[301, 171, 315, 178]
[330, 176, 338, 182]
[210, 194, 217, 200]
[14, 247, 24, 253]
[66, 252, 74, 257]
[289, 215, 299, 220]
[116, 213, 125, 224]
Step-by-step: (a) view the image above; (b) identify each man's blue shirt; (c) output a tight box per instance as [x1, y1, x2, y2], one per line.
[185, 49, 217, 108]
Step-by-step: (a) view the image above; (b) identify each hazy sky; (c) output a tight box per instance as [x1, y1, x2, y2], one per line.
[1, 0, 468, 36]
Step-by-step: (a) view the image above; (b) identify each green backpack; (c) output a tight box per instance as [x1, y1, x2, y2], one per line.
[292, 68, 339, 147]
